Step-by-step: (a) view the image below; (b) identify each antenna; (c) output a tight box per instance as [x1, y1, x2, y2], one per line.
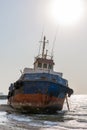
[42, 36, 49, 58]
[38, 26, 44, 55]
[51, 25, 59, 59]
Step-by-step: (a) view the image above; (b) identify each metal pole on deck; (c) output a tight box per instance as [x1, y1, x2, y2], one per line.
[66, 95, 70, 111]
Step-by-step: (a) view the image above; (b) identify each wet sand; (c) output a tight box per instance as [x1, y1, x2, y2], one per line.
[0, 104, 13, 112]
[0, 125, 40, 130]
[0, 105, 41, 130]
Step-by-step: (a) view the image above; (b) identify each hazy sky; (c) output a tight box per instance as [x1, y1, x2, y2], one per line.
[0, 0, 87, 94]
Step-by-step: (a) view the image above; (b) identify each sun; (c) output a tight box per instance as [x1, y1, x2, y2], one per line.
[49, 0, 84, 26]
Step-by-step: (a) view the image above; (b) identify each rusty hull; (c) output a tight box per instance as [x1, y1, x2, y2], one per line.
[8, 93, 65, 113]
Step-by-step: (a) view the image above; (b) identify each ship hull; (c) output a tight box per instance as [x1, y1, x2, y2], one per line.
[8, 94, 65, 113]
[8, 80, 68, 113]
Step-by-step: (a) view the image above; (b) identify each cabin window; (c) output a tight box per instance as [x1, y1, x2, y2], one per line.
[43, 63, 47, 68]
[38, 63, 42, 68]
[48, 64, 53, 69]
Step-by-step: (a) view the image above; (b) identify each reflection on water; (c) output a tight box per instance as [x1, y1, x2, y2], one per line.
[0, 99, 7, 104]
[0, 95, 87, 130]
[0, 112, 7, 125]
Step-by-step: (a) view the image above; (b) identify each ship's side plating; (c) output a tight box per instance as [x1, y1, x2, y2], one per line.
[8, 73, 73, 113]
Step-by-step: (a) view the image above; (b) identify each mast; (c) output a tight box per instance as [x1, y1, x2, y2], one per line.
[34, 36, 54, 71]
[42, 36, 49, 58]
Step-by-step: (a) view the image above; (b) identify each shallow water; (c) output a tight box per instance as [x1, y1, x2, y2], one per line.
[0, 95, 87, 130]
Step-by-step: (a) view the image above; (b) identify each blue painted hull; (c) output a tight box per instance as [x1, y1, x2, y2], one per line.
[8, 73, 73, 113]
[23, 81, 67, 98]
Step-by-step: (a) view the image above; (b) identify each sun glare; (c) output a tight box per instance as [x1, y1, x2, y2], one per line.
[49, 0, 84, 26]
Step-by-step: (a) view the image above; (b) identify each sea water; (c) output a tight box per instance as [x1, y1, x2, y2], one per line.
[0, 95, 87, 130]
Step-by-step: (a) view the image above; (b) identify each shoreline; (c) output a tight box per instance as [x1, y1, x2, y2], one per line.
[0, 124, 41, 130]
[0, 104, 14, 112]
[0, 104, 39, 130]
[0, 104, 45, 130]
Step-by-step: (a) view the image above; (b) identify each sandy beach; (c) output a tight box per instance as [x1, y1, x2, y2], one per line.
[0, 104, 41, 130]
[0, 104, 13, 111]
[0, 125, 40, 130]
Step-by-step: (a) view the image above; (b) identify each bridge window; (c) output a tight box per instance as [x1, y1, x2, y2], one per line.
[43, 63, 47, 68]
[38, 63, 42, 68]
[48, 64, 53, 69]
